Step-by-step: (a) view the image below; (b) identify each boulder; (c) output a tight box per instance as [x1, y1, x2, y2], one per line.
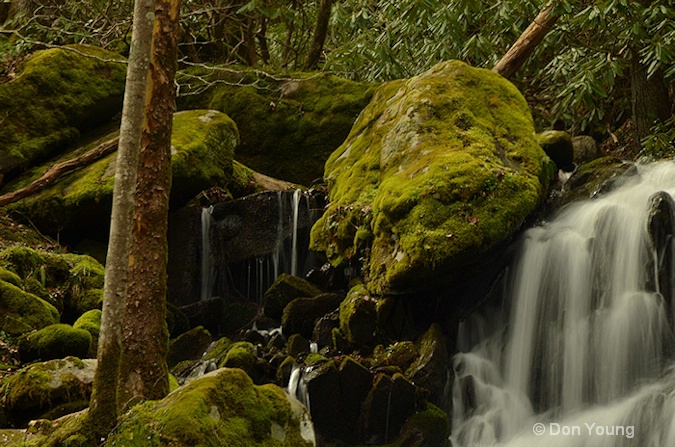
[537, 130, 574, 171]
[360, 373, 417, 444]
[282, 293, 343, 339]
[178, 296, 258, 337]
[405, 323, 448, 406]
[4, 110, 246, 244]
[18, 324, 92, 362]
[72, 309, 101, 357]
[264, 274, 322, 321]
[0, 45, 126, 183]
[108, 368, 316, 447]
[1, 357, 95, 427]
[561, 157, 637, 205]
[180, 69, 376, 185]
[647, 191, 675, 319]
[390, 402, 450, 447]
[0, 280, 59, 336]
[312, 310, 340, 348]
[311, 60, 554, 294]
[572, 135, 601, 165]
[339, 285, 377, 346]
[167, 326, 213, 368]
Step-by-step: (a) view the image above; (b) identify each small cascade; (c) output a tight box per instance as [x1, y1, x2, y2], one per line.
[200, 206, 215, 301]
[451, 162, 675, 447]
[288, 364, 311, 412]
[291, 189, 301, 276]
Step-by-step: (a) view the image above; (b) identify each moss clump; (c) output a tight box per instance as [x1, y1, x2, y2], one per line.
[18, 324, 92, 362]
[311, 60, 554, 294]
[0, 45, 126, 181]
[263, 273, 322, 321]
[108, 368, 315, 447]
[221, 341, 257, 376]
[73, 309, 101, 357]
[179, 67, 376, 186]
[0, 280, 59, 336]
[339, 285, 377, 346]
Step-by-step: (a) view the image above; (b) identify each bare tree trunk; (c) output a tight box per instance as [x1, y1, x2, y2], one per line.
[304, 0, 332, 70]
[118, 0, 180, 411]
[492, 2, 558, 79]
[631, 57, 671, 148]
[87, 0, 154, 437]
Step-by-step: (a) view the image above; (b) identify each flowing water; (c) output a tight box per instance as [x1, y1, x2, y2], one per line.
[451, 162, 675, 446]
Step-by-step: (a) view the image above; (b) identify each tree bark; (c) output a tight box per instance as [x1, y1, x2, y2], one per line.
[0, 138, 118, 208]
[118, 0, 180, 411]
[87, 0, 154, 437]
[304, 0, 333, 70]
[492, 2, 559, 79]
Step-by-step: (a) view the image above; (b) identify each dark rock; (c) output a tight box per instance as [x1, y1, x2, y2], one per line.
[390, 402, 450, 447]
[405, 323, 448, 406]
[538, 130, 574, 171]
[562, 157, 637, 205]
[288, 333, 310, 357]
[647, 191, 675, 321]
[282, 293, 343, 339]
[313, 309, 340, 347]
[360, 373, 417, 444]
[179, 296, 225, 336]
[267, 332, 287, 350]
[18, 324, 91, 363]
[572, 135, 601, 165]
[339, 285, 377, 346]
[264, 273, 321, 321]
[221, 300, 258, 335]
[167, 326, 212, 368]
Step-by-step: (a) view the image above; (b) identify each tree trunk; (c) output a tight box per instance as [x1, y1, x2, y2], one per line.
[118, 0, 180, 411]
[87, 0, 154, 437]
[631, 57, 672, 149]
[304, 0, 333, 70]
[492, 2, 558, 79]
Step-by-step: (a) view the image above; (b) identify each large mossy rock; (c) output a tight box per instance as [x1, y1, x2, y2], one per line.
[310, 60, 554, 294]
[18, 324, 92, 362]
[108, 368, 316, 447]
[0, 45, 126, 183]
[1, 357, 95, 427]
[0, 279, 59, 336]
[3, 110, 248, 243]
[180, 69, 376, 185]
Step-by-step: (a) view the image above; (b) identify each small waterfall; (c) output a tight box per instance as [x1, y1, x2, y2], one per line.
[200, 206, 215, 301]
[288, 364, 311, 412]
[291, 189, 301, 276]
[451, 162, 675, 446]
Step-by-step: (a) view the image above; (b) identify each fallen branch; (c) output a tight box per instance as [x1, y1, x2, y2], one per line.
[0, 137, 119, 207]
[493, 2, 559, 79]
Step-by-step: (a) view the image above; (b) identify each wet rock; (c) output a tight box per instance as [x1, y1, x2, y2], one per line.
[360, 373, 417, 444]
[167, 326, 213, 368]
[562, 157, 637, 205]
[647, 191, 675, 318]
[390, 402, 450, 447]
[179, 296, 226, 336]
[572, 135, 601, 165]
[312, 309, 340, 347]
[405, 323, 448, 406]
[538, 130, 574, 171]
[264, 274, 322, 321]
[18, 324, 91, 363]
[221, 299, 259, 335]
[288, 334, 311, 357]
[339, 285, 377, 346]
[372, 341, 418, 372]
[1, 357, 95, 427]
[282, 293, 343, 339]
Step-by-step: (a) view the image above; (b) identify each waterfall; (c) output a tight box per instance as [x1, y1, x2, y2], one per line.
[291, 189, 301, 276]
[200, 206, 214, 301]
[451, 162, 675, 447]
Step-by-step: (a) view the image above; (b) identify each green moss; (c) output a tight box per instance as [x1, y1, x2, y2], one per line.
[179, 67, 376, 185]
[311, 61, 554, 293]
[169, 374, 180, 392]
[108, 368, 314, 447]
[263, 273, 322, 321]
[0, 267, 21, 287]
[203, 337, 233, 362]
[537, 130, 574, 170]
[562, 157, 636, 205]
[339, 285, 377, 346]
[0, 45, 126, 180]
[0, 280, 59, 336]
[18, 324, 92, 362]
[221, 341, 256, 376]
[73, 309, 101, 357]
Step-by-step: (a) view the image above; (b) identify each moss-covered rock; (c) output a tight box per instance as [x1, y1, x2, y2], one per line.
[73, 309, 101, 357]
[561, 156, 637, 205]
[107, 367, 316, 447]
[281, 293, 343, 339]
[3, 110, 251, 243]
[263, 274, 322, 321]
[405, 323, 447, 406]
[222, 341, 257, 377]
[339, 285, 377, 346]
[167, 325, 212, 368]
[537, 130, 574, 171]
[311, 60, 554, 294]
[18, 324, 92, 362]
[0, 357, 95, 428]
[0, 279, 59, 336]
[0, 45, 126, 182]
[179, 67, 376, 185]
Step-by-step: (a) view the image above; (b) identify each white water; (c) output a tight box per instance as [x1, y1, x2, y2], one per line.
[451, 162, 675, 446]
[200, 206, 215, 301]
[291, 189, 302, 277]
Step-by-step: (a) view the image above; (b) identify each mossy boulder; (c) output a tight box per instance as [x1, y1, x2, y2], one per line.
[1, 357, 95, 427]
[263, 274, 322, 321]
[281, 293, 343, 339]
[561, 156, 637, 205]
[310, 60, 554, 294]
[18, 324, 92, 362]
[405, 323, 447, 406]
[537, 130, 574, 171]
[108, 367, 316, 447]
[73, 309, 101, 357]
[0, 45, 126, 182]
[339, 285, 378, 346]
[180, 68, 376, 185]
[0, 279, 59, 336]
[3, 110, 251, 243]
[167, 325, 212, 368]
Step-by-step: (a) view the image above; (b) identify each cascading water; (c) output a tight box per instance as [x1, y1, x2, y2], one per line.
[451, 162, 675, 447]
[200, 205, 215, 301]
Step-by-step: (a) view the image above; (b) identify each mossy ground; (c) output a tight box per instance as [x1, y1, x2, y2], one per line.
[179, 67, 376, 185]
[311, 60, 555, 293]
[0, 45, 126, 181]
